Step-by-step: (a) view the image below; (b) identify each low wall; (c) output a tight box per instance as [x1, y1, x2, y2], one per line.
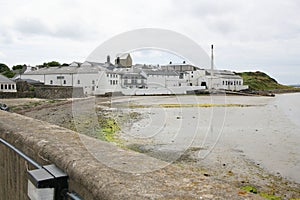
[0, 86, 84, 99]
[0, 111, 260, 200]
[34, 86, 84, 99]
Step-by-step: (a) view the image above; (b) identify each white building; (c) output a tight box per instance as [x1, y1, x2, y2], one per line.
[18, 53, 248, 96]
[198, 70, 248, 91]
[19, 62, 117, 95]
[0, 74, 17, 93]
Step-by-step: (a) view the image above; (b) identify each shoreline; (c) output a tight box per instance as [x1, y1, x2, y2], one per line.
[2, 95, 300, 199]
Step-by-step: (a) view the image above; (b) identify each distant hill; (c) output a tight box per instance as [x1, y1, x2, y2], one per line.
[290, 84, 300, 88]
[235, 71, 295, 91]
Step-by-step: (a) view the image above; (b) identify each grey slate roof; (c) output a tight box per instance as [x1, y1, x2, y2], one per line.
[0, 74, 15, 83]
[121, 73, 147, 79]
[24, 63, 107, 75]
[144, 70, 179, 76]
[205, 70, 242, 79]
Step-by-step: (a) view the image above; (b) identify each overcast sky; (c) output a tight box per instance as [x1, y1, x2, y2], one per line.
[1, 0, 300, 84]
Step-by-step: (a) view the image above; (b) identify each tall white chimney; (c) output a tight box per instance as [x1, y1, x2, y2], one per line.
[211, 44, 214, 74]
[210, 44, 214, 90]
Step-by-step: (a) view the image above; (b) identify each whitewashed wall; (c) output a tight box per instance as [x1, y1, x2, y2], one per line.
[0, 82, 17, 92]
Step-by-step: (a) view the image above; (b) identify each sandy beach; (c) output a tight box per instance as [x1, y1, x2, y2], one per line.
[111, 94, 300, 182]
[106, 93, 300, 198]
[3, 93, 300, 198]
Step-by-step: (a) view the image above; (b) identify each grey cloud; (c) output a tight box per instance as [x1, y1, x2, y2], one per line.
[14, 17, 50, 36]
[206, 18, 237, 35]
[13, 17, 98, 41]
[171, 0, 242, 18]
[0, 29, 14, 44]
[54, 21, 99, 40]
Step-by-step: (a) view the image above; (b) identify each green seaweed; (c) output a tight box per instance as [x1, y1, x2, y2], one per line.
[97, 117, 121, 144]
[241, 185, 257, 194]
[260, 192, 281, 200]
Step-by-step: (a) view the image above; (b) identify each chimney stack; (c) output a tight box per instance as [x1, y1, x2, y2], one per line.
[211, 44, 214, 73]
[210, 44, 214, 90]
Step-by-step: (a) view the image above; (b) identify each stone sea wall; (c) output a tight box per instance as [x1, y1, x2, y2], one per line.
[0, 110, 261, 200]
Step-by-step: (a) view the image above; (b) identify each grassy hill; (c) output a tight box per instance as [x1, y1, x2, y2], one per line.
[235, 71, 294, 91]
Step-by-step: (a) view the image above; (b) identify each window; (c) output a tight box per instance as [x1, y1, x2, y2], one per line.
[77, 80, 80, 84]
[57, 76, 64, 79]
[223, 81, 225, 85]
[132, 79, 137, 84]
[1, 84, 3, 90]
[110, 80, 113, 85]
[50, 80, 53, 84]
[12, 85, 15, 90]
[179, 73, 184, 79]
[116, 80, 118, 85]
[107, 74, 109, 77]
[92, 80, 95, 84]
[191, 75, 193, 78]
[4, 85, 7, 89]
[8, 84, 11, 90]
[63, 80, 67, 84]
[113, 80, 115, 85]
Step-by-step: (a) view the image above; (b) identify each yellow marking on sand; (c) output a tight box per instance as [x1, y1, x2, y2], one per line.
[159, 104, 252, 108]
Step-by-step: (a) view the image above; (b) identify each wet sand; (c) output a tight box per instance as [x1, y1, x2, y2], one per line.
[114, 94, 300, 184]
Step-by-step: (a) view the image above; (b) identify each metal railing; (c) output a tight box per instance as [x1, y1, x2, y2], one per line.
[0, 137, 83, 200]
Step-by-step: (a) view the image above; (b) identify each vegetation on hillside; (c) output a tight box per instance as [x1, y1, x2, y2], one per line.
[2, 70, 15, 78]
[0, 63, 10, 73]
[236, 71, 294, 91]
[38, 61, 69, 68]
[0, 63, 15, 78]
[12, 65, 25, 70]
[0, 61, 67, 78]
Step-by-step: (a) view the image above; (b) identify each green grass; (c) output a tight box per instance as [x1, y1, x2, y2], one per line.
[236, 71, 294, 91]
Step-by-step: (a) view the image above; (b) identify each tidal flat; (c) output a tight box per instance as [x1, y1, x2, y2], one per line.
[4, 93, 300, 199]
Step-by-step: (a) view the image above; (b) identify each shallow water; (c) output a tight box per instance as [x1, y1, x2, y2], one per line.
[214, 93, 300, 183]
[276, 93, 300, 128]
[115, 94, 300, 183]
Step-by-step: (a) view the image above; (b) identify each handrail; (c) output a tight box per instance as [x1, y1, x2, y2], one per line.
[0, 137, 83, 200]
[0, 137, 42, 169]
